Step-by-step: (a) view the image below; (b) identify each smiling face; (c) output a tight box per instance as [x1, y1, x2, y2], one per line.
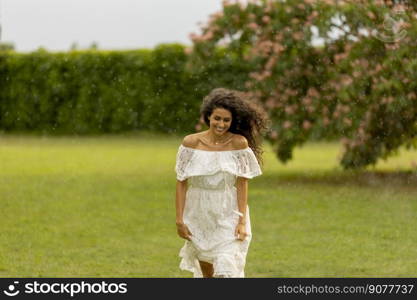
[208, 107, 232, 136]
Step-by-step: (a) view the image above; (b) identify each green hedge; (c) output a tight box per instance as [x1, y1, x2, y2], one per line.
[0, 44, 250, 134]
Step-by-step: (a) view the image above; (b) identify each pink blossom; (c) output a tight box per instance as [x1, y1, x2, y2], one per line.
[195, 123, 202, 131]
[344, 43, 353, 52]
[202, 31, 214, 40]
[375, 64, 382, 72]
[285, 89, 297, 97]
[262, 15, 271, 24]
[359, 59, 369, 69]
[189, 33, 199, 41]
[270, 130, 278, 139]
[306, 106, 315, 113]
[273, 43, 285, 54]
[381, 96, 394, 104]
[292, 31, 304, 41]
[341, 75, 353, 86]
[302, 96, 312, 105]
[248, 22, 259, 31]
[255, 40, 274, 57]
[307, 87, 320, 98]
[340, 137, 350, 145]
[265, 0, 273, 12]
[283, 120, 292, 129]
[285, 106, 294, 115]
[393, 4, 407, 11]
[274, 32, 284, 42]
[308, 10, 319, 21]
[266, 98, 275, 109]
[222, 0, 232, 7]
[367, 11, 376, 20]
[334, 52, 348, 63]
[407, 92, 416, 100]
[184, 47, 193, 55]
[263, 70, 272, 78]
[302, 120, 312, 130]
[209, 11, 224, 21]
[343, 117, 352, 126]
[265, 56, 278, 70]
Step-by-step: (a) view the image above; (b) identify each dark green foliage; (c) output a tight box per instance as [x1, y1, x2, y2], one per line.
[0, 44, 248, 135]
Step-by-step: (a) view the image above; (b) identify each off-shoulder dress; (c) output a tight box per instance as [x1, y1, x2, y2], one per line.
[175, 144, 262, 277]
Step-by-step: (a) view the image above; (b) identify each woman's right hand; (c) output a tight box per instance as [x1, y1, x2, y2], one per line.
[176, 222, 193, 241]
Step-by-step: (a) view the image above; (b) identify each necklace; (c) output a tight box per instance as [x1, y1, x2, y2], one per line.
[200, 132, 232, 147]
[212, 133, 232, 145]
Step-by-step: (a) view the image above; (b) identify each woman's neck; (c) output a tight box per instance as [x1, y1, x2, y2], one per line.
[203, 130, 233, 145]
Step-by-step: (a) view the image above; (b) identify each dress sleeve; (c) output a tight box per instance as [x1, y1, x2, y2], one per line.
[234, 148, 262, 179]
[175, 145, 194, 181]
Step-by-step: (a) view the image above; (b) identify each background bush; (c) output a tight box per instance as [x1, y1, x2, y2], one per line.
[0, 44, 249, 135]
[187, 0, 417, 169]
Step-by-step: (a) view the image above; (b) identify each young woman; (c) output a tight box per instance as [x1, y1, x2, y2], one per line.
[175, 88, 269, 278]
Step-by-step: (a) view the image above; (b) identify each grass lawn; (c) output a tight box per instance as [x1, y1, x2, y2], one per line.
[0, 131, 416, 277]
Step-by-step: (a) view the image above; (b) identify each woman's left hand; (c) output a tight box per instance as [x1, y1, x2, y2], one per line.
[235, 223, 247, 241]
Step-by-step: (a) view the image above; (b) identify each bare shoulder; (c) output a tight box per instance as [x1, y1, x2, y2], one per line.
[181, 134, 199, 149]
[232, 134, 249, 150]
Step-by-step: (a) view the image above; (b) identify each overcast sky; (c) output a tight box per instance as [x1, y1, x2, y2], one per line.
[0, 0, 222, 52]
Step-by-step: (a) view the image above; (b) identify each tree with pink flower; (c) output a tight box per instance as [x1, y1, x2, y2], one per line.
[186, 0, 417, 169]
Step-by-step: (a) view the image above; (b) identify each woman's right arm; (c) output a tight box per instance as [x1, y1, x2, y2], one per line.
[175, 179, 192, 241]
[175, 179, 188, 225]
[175, 135, 195, 240]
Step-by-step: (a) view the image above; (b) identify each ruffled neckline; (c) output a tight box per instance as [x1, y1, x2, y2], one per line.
[180, 144, 251, 153]
[176, 144, 262, 180]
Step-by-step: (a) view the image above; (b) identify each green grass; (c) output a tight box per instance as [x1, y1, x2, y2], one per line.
[0, 132, 416, 277]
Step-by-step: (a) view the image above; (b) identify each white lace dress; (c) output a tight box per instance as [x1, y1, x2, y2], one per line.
[175, 144, 262, 278]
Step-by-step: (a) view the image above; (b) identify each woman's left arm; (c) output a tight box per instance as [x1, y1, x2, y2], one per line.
[235, 176, 248, 240]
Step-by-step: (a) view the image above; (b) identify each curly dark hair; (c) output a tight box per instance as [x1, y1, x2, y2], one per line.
[199, 88, 271, 168]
